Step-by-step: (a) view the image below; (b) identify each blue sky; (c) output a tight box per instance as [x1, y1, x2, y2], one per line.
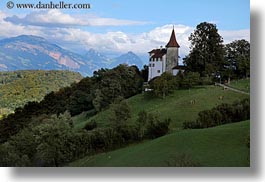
[0, 0, 250, 57]
[87, 0, 250, 32]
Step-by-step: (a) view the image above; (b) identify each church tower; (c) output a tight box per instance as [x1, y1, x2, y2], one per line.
[165, 28, 180, 73]
[147, 27, 183, 82]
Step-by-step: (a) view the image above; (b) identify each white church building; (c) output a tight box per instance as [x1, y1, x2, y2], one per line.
[148, 28, 185, 81]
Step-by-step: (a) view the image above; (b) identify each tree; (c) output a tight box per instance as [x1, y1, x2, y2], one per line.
[33, 111, 74, 166]
[149, 72, 176, 98]
[224, 39, 250, 79]
[110, 98, 131, 131]
[145, 113, 171, 139]
[184, 22, 225, 76]
[68, 90, 93, 116]
[141, 65, 149, 82]
[181, 72, 200, 88]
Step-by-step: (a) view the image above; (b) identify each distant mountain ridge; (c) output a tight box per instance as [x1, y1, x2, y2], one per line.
[110, 51, 143, 69]
[0, 35, 143, 76]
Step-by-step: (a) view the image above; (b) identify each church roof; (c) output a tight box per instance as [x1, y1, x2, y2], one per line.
[166, 29, 180, 48]
[149, 48, 167, 59]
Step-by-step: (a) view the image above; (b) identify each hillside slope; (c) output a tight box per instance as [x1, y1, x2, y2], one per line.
[74, 85, 249, 130]
[69, 120, 249, 167]
[0, 70, 82, 116]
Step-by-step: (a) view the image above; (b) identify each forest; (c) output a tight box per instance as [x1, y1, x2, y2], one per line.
[0, 70, 82, 117]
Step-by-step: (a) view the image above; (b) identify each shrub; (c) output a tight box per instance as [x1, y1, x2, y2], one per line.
[84, 120, 97, 131]
[182, 98, 250, 129]
[146, 114, 171, 139]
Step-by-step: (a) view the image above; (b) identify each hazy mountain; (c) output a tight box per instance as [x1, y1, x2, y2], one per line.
[83, 48, 110, 68]
[0, 35, 144, 75]
[110, 51, 143, 68]
[0, 35, 99, 76]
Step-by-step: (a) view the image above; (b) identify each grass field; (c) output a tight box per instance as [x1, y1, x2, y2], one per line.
[229, 79, 250, 93]
[69, 120, 250, 167]
[73, 85, 249, 130]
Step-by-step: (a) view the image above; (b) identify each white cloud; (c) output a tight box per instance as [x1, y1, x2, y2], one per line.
[0, 11, 44, 38]
[4, 10, 149, 27]
[220, 29, 250, 43]
[0, 10, 250, 60]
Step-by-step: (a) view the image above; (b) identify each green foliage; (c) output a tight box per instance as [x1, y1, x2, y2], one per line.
[69, 121, 249, 167]
[140, 65, 149, 82]
[84, 120, 97, 131]
[78, 85, 249, 131]
[0, 111, 90, 167]
[136, 110, 148, 139]
[224, 39, 250, 79]
[149, 72, 176, 98]
[183, 98, 250, 129]
[0, 65, 143, 143]
[110, 97, 131, 131]
[184, 22, 224, 76]
[92, 65, 143, 111]
[0, 70, 82, 114]
[144, 113, 171, 139]
[181, 72, 200, 88]
[33, 112, 74, 166]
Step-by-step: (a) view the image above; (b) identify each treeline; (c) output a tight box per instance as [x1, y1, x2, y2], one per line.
[183, 98, 250, 129]
[148, 71, 211, 98]
[0, 65, 144, 143]
[184, 22, 250, 81]
[0, 70, 83, 115]
[0, 99, 170, 167]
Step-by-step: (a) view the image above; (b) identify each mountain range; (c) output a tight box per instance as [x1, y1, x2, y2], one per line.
[0, 35, 143, 76]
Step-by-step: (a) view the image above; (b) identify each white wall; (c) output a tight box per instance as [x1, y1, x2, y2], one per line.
[148, 55, 166, 81]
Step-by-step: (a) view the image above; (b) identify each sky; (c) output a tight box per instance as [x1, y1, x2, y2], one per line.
[0, 0, 250, 60]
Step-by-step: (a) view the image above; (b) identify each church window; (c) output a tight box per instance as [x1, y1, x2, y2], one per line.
[153, 63, 155, 67]
[157, 70, 160, 73]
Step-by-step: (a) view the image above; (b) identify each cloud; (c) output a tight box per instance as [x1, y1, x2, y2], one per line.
[0, 10, 250, 61]
[0, 11, 44, 38]
[4, 10, 149, 27]
[220, 29, 250, 43]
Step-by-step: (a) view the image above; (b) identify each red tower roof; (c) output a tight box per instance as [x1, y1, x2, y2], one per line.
[166, 29, 180, 48]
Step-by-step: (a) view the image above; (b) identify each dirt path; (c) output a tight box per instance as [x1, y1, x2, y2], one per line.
[215, 83, 250, 95]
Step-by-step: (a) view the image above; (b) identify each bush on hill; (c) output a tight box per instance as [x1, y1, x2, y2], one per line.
[183, 98, 250, 129]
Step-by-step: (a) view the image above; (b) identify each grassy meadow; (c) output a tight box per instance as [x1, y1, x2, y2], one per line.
[69, 120, 249, 167]
[73, 85, 249, 130]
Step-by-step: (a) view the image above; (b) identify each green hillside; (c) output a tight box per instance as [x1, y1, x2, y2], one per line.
[0, 70, 82, 117]
[73, 85, 249, 130]
[69, 120, 249, 167]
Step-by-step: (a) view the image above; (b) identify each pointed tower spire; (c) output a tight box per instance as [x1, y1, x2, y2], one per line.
[166, 28, 180, 48]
